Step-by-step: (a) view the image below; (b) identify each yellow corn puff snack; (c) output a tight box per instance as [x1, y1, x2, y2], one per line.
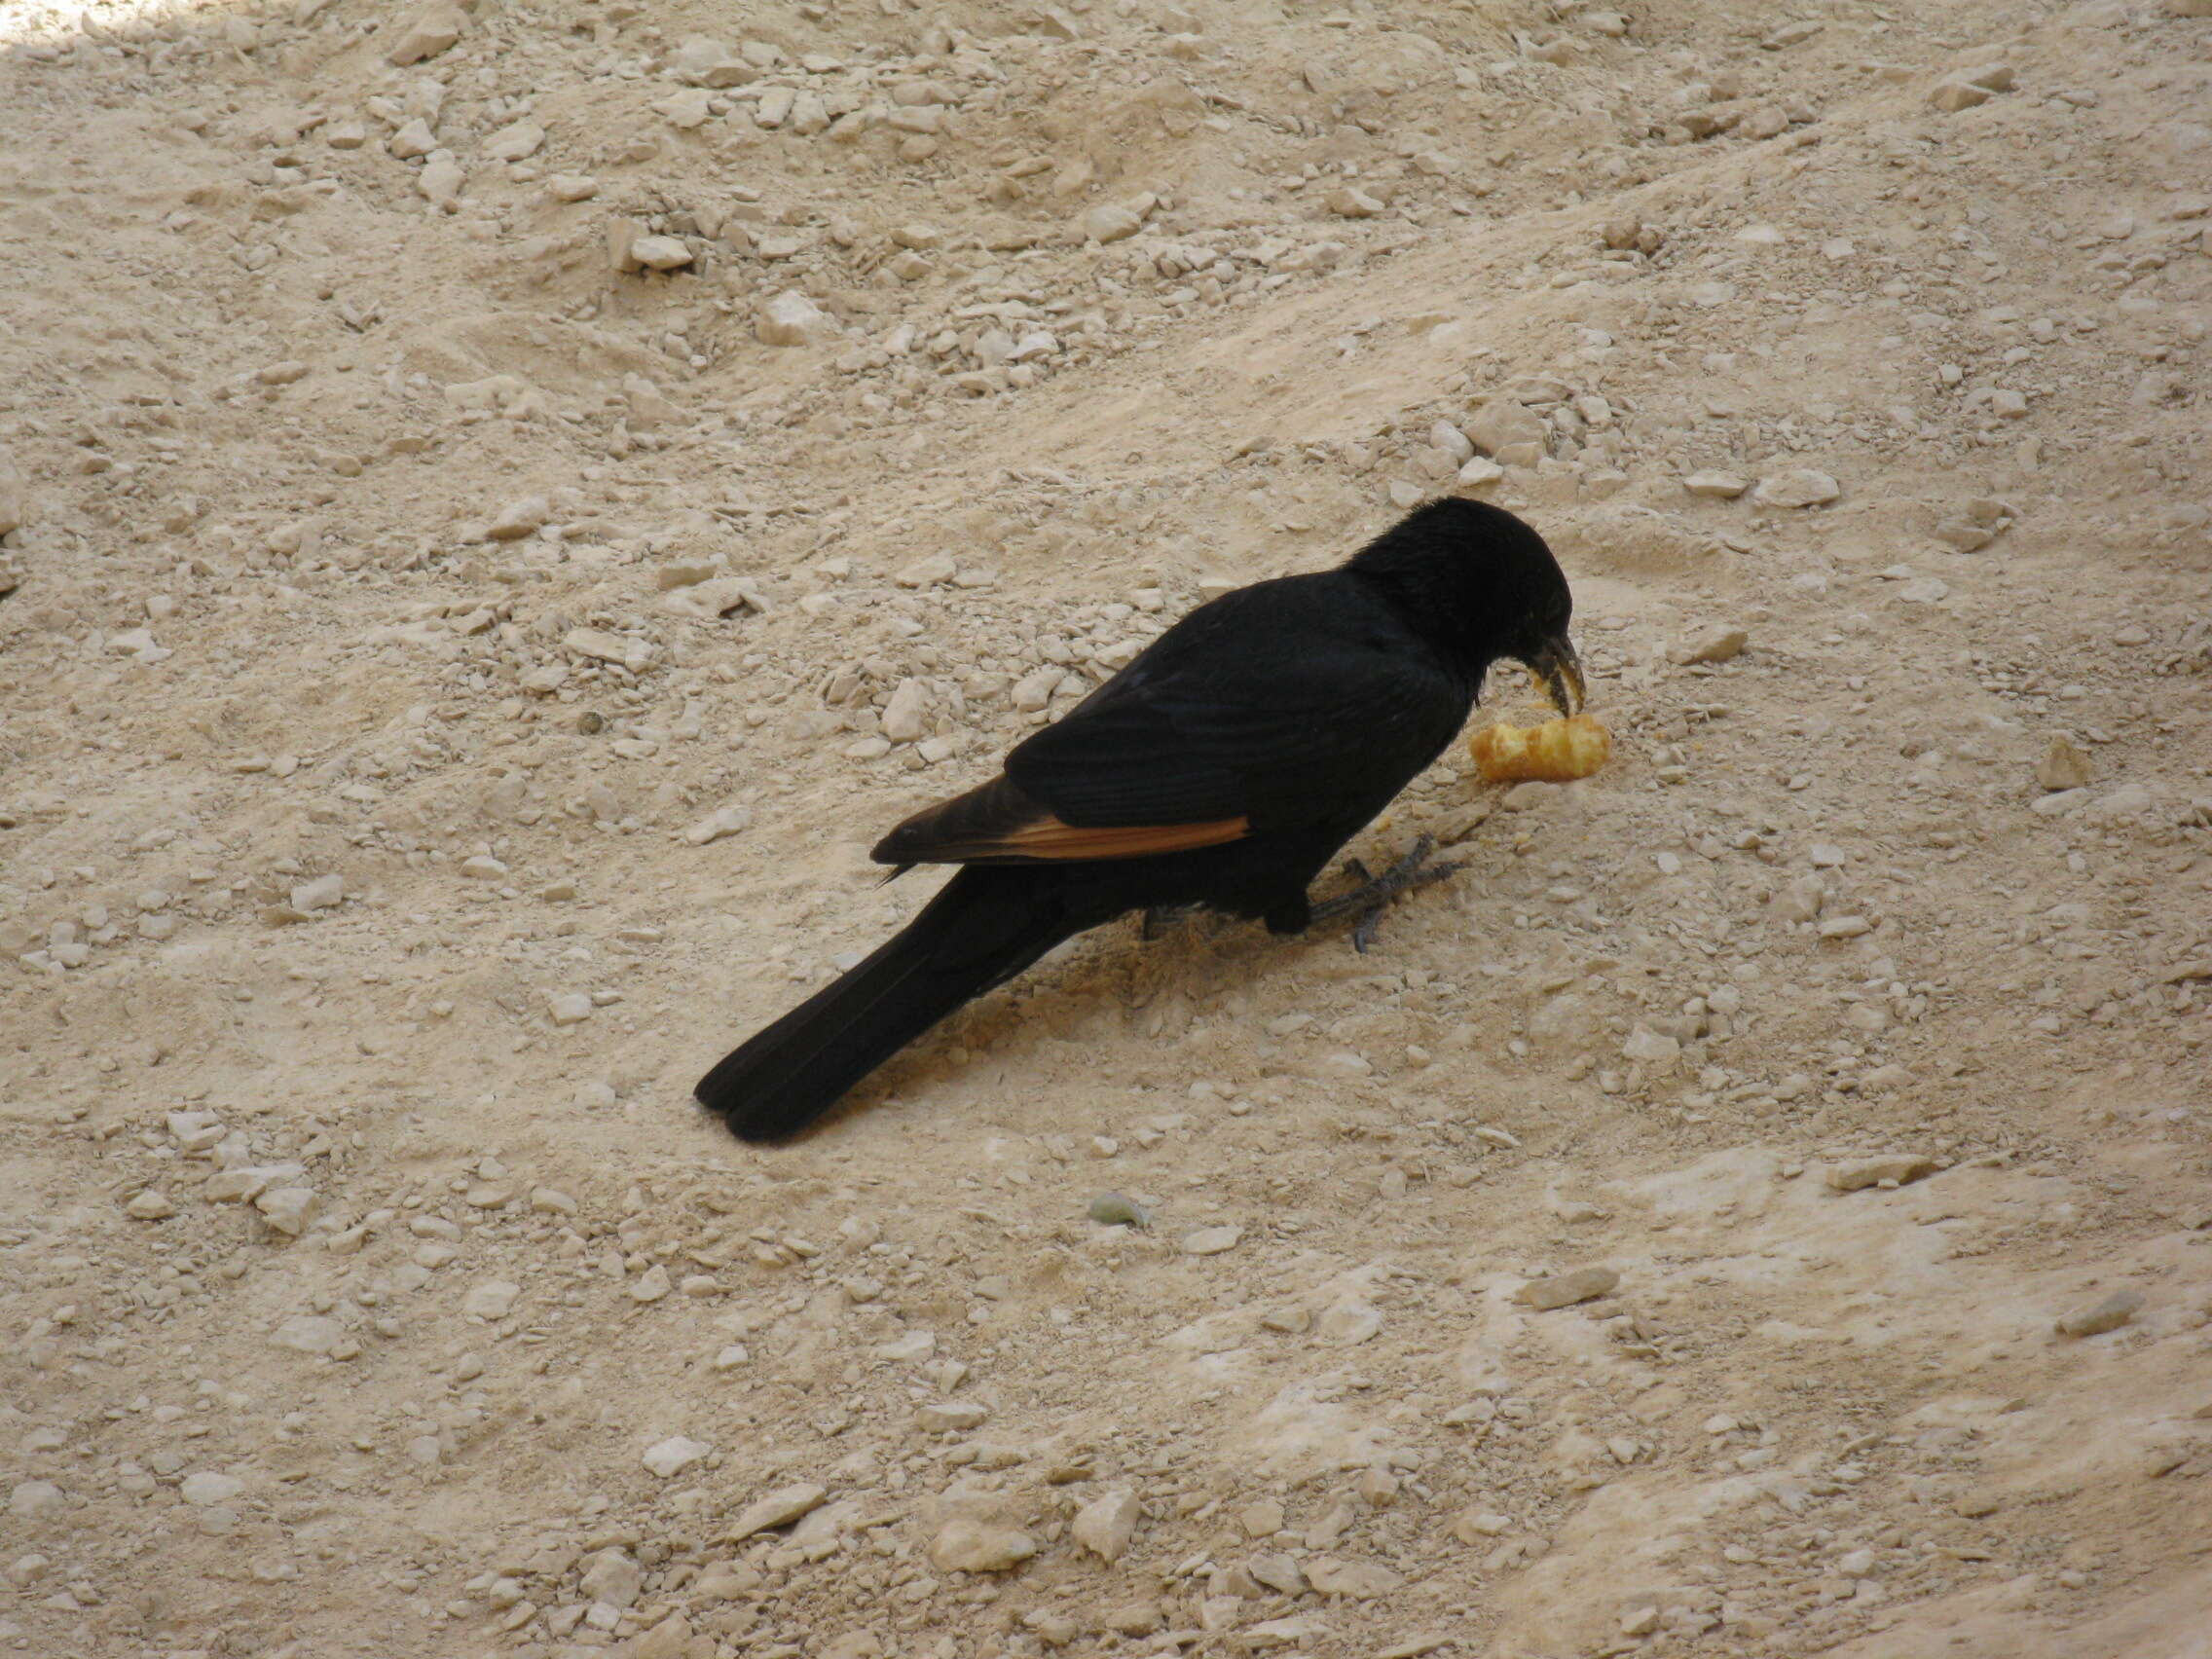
[1468, 714, 1613, 784]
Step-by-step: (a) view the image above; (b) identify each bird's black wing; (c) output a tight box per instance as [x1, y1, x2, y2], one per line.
[1019, 577, 1469, 818]
[873, 577, 1470, 866]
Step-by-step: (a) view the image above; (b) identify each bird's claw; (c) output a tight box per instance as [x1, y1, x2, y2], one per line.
[1310, 834, 1465, 952]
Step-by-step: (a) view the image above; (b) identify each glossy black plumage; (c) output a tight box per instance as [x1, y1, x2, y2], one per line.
[695, 498, 1580, 1142]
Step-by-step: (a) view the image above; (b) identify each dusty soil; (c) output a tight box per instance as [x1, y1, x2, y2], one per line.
[3, 0, 2210, 1656]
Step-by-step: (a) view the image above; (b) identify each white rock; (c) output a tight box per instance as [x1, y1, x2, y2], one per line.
[1680, 626, 1748, 664]
[2083, 783, 2157, 825]
[1308, 1558, 1402, 1598]
[388, 118, 437, 160]
[881, 680, 931, 743]
[563, 626, 650, 671]
[1010, 666, 1062, 711]
[1930, 65, 2012, 111]
[1182, 1225, 1242, 1256]
[1754, 468, 1840, 508]
[756, 291, 836, 348]
[727, 1482, 828, 1540]
[418, 151, 465, 208]
[1317, 1295, 1383, 1345]
[756, 86, 797, 129]
[180, 1471, 243, 1507]
[642, 1435, 711, 1478]
[648, 86, 710, 129]
[487, 496, 549, 539]
[684, 805, 753, 846]
[291, 874, 343, 911]
[674, 36, 755, 87]
[482, 121, 544, 162]
[1084, 203, 1144, 242]
[579, 1548, 642, 1605]
[255, 1188, 320, 1235]
[547, 992, 593, 1025]
[630, 235, 694, 272]
[928, 1517, 1037, 1573]
[630, 1613, 694, 1659]
[2036, 734, 2093, 793]
[1465, 400, 1545, 456]
[662, 575, 765, 618]
[1073, 1488, 1141, 1563]
[1454, 1508, 1514, 1540]
[463, 1278, 521, 1319]
[896, 551, 957, 587]
[1682, 470, 1749, 498]
[385, 3, 464, 66]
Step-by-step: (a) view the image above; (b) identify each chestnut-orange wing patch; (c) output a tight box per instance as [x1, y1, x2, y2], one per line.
[983, 815, 1250, 860]
[873, 774, 1247, 866]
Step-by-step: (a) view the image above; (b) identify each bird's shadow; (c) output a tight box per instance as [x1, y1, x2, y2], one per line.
[742, 879, 1423, 1145]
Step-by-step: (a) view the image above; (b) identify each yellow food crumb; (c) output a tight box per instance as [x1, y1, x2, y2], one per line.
[1468, 714, 1614, 784]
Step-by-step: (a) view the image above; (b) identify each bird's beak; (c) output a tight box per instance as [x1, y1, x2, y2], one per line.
[1522, 634, 1586, 718]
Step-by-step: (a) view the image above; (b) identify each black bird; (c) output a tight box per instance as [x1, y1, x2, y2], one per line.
[695, 498, 1583, 1142]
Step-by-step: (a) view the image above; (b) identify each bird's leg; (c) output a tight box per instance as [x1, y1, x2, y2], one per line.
[1308, 834, 1464, 953]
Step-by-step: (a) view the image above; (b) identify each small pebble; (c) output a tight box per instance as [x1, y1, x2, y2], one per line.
[1181, 1225, 1242, 1255]
[1682, 470, 1749, 498]
[1826, 1155, 1937, 1192]
[2054, 1289, 2143, 1339]
[1678, 625, 1749, 664]
[1515, 1266, 1620, 1309]
[726, 1482, 828, 1541]
[641, 1435, 711, 1477]
[2036, 734, 2093, 793]
[1753, 468, 1841, 508]
[1087, 1192, 1150, 1229]
[1073, 1486, 1142, 1562]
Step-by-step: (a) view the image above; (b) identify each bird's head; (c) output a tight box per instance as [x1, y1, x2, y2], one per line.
[1348, 498, 1585, 716]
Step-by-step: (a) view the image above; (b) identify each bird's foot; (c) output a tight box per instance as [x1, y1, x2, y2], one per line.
[1309, 834, 1464, 952]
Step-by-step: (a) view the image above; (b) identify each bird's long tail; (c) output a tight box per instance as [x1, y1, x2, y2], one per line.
[694, 866, 1105, 1142]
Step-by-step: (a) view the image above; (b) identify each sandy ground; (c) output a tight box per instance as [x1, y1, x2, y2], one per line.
[3, 0, 2210, 1656]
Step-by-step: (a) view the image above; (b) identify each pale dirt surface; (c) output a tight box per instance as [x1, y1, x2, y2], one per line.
[2, 0, 2210, 1656]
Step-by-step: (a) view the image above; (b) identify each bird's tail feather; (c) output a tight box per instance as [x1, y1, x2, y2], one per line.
[694, 867, 1096, 1142]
